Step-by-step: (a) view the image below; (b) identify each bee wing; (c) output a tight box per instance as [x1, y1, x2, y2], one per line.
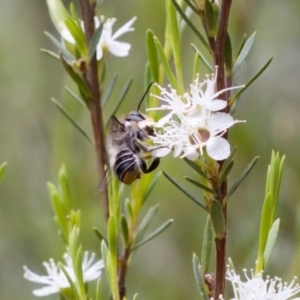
[109, 116, 126, 133]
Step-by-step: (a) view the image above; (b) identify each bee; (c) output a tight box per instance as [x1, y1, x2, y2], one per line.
[107, 83, 161, 185]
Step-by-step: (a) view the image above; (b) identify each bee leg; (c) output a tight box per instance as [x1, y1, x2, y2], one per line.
[140, 157, 160, 174]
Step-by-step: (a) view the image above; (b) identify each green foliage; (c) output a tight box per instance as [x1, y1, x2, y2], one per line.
[0, 162, 7, 185]
[255, 151, 285, 274]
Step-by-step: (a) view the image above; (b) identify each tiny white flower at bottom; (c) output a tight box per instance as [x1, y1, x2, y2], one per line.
[23, 252, 104, 297]
[226, 267, 300, 300]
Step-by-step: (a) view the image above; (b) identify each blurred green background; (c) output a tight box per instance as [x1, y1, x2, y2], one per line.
[1, 0, 300, 299]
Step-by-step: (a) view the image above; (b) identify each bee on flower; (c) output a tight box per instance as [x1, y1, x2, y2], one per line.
[148, 69, 245, 161]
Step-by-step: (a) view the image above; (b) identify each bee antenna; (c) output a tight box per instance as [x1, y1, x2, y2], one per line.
[137, 82, 154, 112]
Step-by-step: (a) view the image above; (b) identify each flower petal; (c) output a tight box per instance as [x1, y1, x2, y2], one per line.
[108, 41, 131, 57]
[112, 16, 137, 40]
[206, 137, 230, 160]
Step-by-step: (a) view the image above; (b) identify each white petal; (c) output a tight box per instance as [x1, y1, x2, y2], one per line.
[173, 143, 183, 157]
[206, 137, 230, 160]
[32, 286, 59, 296]
[181, 146, 199, 161]
[96, 46, 104, 60]
[205, 99, 227, 111]
[112, 16, 137, 40]
[209, 112, 236, 132]
[108, 41, 131, 57]
[153, 147, 171, 157]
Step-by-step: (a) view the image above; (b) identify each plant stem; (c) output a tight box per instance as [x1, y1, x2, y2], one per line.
[79, 0, 109, 221]
[213, 0, 232, 298]
[118, 246, 131, 299]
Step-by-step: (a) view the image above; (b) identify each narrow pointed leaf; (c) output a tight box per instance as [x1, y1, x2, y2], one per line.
[102, 74, 118, 108]
[132, 219, 173, 250]
[183, 0, 199, 14]
[44, 31, 74, 61]
[172, 0, 210, 50]
[153, 37, 178, 90]
[135, 204, 160, 243]
[263, 218, 280, 268]
[210, 200, 225, 239]
[133, 294, 138, 300]
[193, 51, 200, 79]
[59, 263, 80, 300]
[201, 216, 213, 274]
[65, 86, 87, 108]
[183, 158, 208, 179]
[191, 44, 213, 72]
[108, 216, 117, 257]
[109, 78, 133, 118]
[193, 253, 207, 299]
[233, 32, 257, 74]
[204, 0, 215, 37]
[59, 54, 92, 100]
[93, 227, 106, 243]
[58, 165, 72, 213]
[51, 98, 93, 144]
[163, 171, 207, 210]
[0, 162, 7, 184]
[75, 247, 85, 292]
[120, 215, 130, 246]
[88, 22, 103, 60]
[224, 156, 259, 203]
[231, 57, 273, 109]
[147, 30, 159, 82]
[256, 192, 273, 273]
[40, 48, 60, 59]
[224, 32, 233, 73]
[218, 160, 234, 187]
[184, 176, 216, 195]
[235, 34, 246, 61]
[143, 171, 162, 204]
[96, 278, 101, 300]
[65, 17, 86, 56]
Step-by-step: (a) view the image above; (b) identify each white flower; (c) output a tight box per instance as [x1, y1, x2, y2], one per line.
[58, 16, 136, 60]
[226, 267, 300, 300]
[149, 70, 244, 161]
[23, 252, 104, 297]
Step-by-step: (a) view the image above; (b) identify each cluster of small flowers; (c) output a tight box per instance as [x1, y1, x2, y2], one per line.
[148, 70, 245, 161]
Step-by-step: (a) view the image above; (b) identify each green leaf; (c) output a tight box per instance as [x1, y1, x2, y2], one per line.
[0, 162, 7, 184]
[218, 160, 234, 187]
[163, 171, 207, 210]
[58, 165, 72, 213]
[183, 0, 199, 14]
[88, 22, 103, 61]
[40, 48, 60, 60]
[193, 51, 200, 79]
[65, 86, 87, 108]
[45, 0, 70, 31]
[210, 200, 225, 239]
[234, 34, 246, 61]
[132, 219, 173, 250]
[93, 227, 106, 243]
[183, 157, 208, 179]
[65, 17, 87, 57]
[172, 0, 210, 51]
[143, 171, 161, 204]
[167, 0, 184, 93]
[120, 215, 130, 246]
[201, 216, 213, 274]
[135, 204, 160, 243]
[74, 246, 85, 295]
[184, 176, 216, 195]
[233, 32, 256, 75]
[256, 192, 273, 273]
[191, 44, 213, 72]
[44, 31, 74, 61]
[231, 56, 273, 108]
[108, 216, 117, 257]
[263, 218, 280, 268]
[192, 253, 207, 299]
[224, 32, 233, 74]
[59, 54, 92, 101]
[51, 98, 93, 144]
[59, 262, 81, 300]
[204, 0, 215, 37]
[146, 30, 159, 82]
[125, 198, 133, 222]
[133, 294, 138, 300]
[153, 36, 179, 90]
[109, 78, 133, 118]
[224, 156, 259, 203]
[102, 74, 118, 108]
